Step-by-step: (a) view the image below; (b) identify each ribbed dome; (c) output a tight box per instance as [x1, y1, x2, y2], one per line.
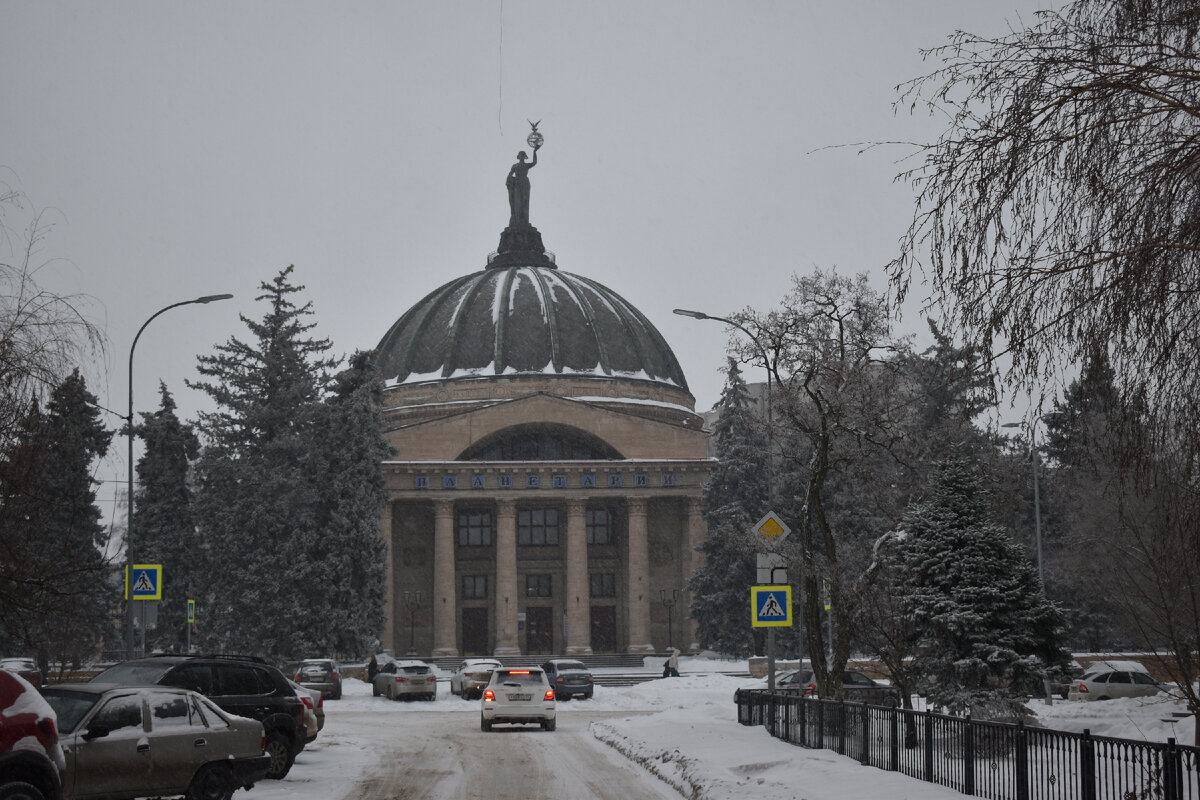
[376, 266, 689, 392]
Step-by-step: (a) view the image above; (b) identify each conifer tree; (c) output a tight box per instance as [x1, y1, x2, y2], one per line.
[898, 459, 1067, 719]
[133, 383, 200, 653]
[189, 266, 386, 660]
[0, 371, 114, 666]
[688, 359, 769, 656]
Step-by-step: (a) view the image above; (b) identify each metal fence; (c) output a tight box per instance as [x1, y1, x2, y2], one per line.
[735, 689, 1200, 800]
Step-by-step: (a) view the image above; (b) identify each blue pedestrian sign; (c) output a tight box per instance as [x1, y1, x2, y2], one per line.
[751, 585, 792, 628]
[126, 564, 163, 601]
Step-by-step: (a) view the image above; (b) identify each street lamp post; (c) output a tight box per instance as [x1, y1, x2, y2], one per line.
[1004, 415, 1052, 705]
[404, 591, 423, 657]
[673, 308, 786, 690]
[660, 588, 680, 651]
[126, 294, 233, 659]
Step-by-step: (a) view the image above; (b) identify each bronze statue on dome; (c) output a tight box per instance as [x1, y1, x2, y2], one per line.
[506, 121, 543, 226]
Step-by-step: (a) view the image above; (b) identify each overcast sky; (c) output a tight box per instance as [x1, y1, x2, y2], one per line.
[3, 1, 1053, 512]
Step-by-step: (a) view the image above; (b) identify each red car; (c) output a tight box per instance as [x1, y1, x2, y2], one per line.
[0, 668, 65, 800]
[0, 658, 42, 690]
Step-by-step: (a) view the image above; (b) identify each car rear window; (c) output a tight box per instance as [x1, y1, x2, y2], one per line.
[401, 665, 430, 675]
[42, 688, 101, 734]
[495, 671, 545, 687]
[557, 662, 587, 671]
[92, 662, 173, 685]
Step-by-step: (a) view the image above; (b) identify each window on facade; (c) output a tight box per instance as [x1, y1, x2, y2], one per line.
[462, 575, 488, 600]
[458, 510, 493, 547]
[589, 572, 616, 598]
[518, 508, 559, 545]
[587, 508, 614, 545]
[526, 574, 552, 597]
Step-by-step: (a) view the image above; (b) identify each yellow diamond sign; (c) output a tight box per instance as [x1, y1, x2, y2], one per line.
[753, 511, 790, 543]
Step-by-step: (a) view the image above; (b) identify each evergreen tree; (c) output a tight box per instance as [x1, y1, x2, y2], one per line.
[688, 359, 769, 656]
[189, 266, 385, 660]
[0, 371, 114, 667]
[898, 460, 1067, 719]
[133, 383, 200, 653]
[294, 351, 390, 656]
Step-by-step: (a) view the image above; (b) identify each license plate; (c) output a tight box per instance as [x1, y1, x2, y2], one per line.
[507, 693, 531, 701]
[411, 678, 426, 684]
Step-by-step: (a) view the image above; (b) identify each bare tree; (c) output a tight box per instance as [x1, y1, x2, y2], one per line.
[891, 0, 1200, 742]
[730, 270, 910, 697]
[891, 0, 1200, 447]
[0, 186, 103, 449]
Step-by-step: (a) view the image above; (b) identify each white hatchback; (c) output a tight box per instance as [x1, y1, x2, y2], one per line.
[480, 667, 556, 731]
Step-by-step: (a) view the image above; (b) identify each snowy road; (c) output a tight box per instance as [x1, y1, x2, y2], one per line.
[340, 706, 679, 800]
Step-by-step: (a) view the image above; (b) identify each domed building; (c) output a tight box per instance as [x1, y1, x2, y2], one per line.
[374, 145, 711, 657]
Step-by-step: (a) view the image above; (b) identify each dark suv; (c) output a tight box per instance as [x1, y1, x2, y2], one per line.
[91, 654, 304, 779]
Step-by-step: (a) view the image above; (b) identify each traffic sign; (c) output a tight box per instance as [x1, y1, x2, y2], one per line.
[752, 511, 790, 544]
[187, 599, 196, 624]
[751, 585, 792, 627]
[126, 564, 163, 601]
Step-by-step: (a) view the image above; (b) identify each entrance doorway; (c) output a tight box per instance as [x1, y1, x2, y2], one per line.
[461, 607, 489, 655]
[525, 606, 553, 654]
[590, 606, 617, 652]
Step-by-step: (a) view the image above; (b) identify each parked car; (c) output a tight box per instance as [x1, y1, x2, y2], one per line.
[0, 658, 42, 690]
[373, 660, 437, 701]
[776, 669, 901, 707]
[294, 658, 342, 700]
[42, 683, 269, 800]
[480, 667, 556, 732]
[539, 659, 594, 700]
[1068, 661, 1163, 701]
[0, 669, 64, 800]
[450, 658, 501, 700]
[287, 679, 324, 743]
[90, 654, 305, 780]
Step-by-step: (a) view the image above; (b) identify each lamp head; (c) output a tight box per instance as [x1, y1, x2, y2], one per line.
[672, 308, 708, 320]
[195, 294, 234, 304]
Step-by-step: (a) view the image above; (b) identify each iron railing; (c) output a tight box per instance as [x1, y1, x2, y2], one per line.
[734, 689, 1199, 800]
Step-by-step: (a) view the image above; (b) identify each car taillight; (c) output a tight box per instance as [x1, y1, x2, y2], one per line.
[556, 676, 564, 684]
[301, 696, 314, 710]
[332, 672, 339, 680]
[805, 684, 816, 695]
[483, 689, 495, 702]
[36, 717, 57, 742]
[395, 676, 408, 683]
[1079, 684, 1089, 693]
[261, 733, 266, 752]
[317, 694, 324, 708]
[295, 673, 302, 682]
[544, 689, 555, 701]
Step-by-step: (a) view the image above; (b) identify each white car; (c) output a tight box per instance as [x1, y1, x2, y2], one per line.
[480, 667, 556, 732]
[373, 660, 437, 701]
[287, 678, 324, 742]
[1068, 661, 1163, 701]
[450, 658, 501, 700]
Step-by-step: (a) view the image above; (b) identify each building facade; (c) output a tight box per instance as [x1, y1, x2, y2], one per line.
[373, 156, 711, 658]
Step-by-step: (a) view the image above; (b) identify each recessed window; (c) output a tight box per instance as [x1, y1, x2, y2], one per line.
[526, 574, 552, 598]
[462, 575, 488, 600]
[518, 508, 559, 545]
[587, 508, 613, 545]
[589, 573, 616, 598]
[458, 510, 493, 547]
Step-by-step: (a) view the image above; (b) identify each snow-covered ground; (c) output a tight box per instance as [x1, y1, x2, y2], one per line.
[234, 656, 1196, 800]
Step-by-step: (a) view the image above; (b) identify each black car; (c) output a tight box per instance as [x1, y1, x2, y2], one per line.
[539, 659, 594, 700]
[91, 654, 305, 779]
[777, 668, 901, 707]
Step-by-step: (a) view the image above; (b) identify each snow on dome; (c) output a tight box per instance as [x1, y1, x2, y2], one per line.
[376, 265, 689, 391]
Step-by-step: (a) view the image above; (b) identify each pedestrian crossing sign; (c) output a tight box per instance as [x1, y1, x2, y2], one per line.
[126, 564, 163, 601]
[751, 585, 792, 627]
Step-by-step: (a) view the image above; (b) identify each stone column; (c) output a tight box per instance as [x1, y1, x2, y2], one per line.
[493, 499, 520, 657]
[564, 499, 592, 655]
[379, 499, 395, 654]
[431, 500, 458, 657]
[684, 495, 706, 653]
[625, 498, 654, 653]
